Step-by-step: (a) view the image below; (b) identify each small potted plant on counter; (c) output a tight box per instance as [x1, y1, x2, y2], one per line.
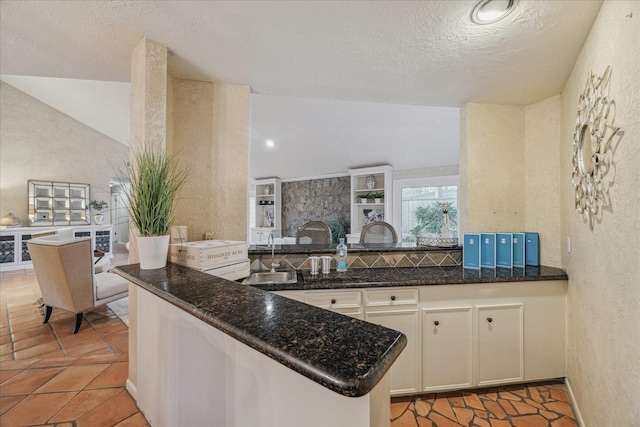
[373, 192, 384, 204]
[119, 147, 188, 269]
[89, 200, 108, 225]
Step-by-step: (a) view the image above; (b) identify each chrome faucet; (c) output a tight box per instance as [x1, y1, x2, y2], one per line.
[268, 233, 279, 272]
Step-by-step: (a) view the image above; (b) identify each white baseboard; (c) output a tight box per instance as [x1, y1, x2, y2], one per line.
[565, 377, 586, 427]
[126, 378, 138, 402]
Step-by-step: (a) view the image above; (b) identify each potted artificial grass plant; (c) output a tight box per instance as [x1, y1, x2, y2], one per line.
[121, 147, 188, 269]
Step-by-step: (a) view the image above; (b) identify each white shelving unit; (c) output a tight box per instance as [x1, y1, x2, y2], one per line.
[250, 178, 282, 244]
[348, 165, 393, 240]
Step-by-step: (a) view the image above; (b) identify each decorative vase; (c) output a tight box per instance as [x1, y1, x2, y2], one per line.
[136, 235, 170, 269]
[264, 185, 271, 195]
[366, 175, 376, 190]
[0, 212, 21, 226]
[94, 214, 104, 225]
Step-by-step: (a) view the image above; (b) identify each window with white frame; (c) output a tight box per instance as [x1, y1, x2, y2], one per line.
[392, 176, 459, 243]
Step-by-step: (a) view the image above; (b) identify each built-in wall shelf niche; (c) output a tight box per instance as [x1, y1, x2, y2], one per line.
[28, 180, 90, 226]
[250, 178, 282, 243]
[349, 165, 393, 235]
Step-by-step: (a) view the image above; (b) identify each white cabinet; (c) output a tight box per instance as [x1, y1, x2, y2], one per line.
[251, 178, 281, 243]
[476, 304, 523, 386]
[422, 304, 523, 392]
[421, 281, 564, 392]
[364, 288, 419, 395]
[273, 290, 363, 319]
[306, 290, 363, 319]
[422, 307, 473, 392]
[0, 232, 18, 267]
[0, 225, 113, 271]
[273, 280, 566, 396]
[348, 166, 393, 235]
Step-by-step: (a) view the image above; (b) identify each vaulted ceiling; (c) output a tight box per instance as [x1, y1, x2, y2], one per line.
[1, 0, 602, 145]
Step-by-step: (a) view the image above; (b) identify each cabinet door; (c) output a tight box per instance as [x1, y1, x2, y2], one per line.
[0, 233, 18, 266]
[477, 304, 523, 386]
[422, 307, 473, 392]
[306, 291, 363, 319]
[366, 309, 418, 395]
[95, 230, 112, 254]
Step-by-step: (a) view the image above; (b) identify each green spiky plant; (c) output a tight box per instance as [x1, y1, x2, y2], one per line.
[120, 147, 188, 237]
[327, 219, 348, 244]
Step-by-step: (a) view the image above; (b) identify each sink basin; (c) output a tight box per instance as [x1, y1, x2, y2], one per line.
[243, 270, 297, 285]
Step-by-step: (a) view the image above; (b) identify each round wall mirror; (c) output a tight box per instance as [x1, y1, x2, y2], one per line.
[577, 124, 595, 176]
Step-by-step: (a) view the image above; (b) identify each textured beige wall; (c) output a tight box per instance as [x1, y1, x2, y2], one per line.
[210, 83, 250, 240]
[127, 36, 168, 392]
[524, 96, 562, 267]
[460, 104, 525, 233]
[128, 37, 168, 262]
[0, 82, 128, 224]
[171, 78, 215, 241]
[460, 99, 562, 267]
[171, 79, 250, 242]
[560, 1, 640, 425]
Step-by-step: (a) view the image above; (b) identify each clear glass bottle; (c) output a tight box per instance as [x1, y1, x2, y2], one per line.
[336, 238, 348, 272]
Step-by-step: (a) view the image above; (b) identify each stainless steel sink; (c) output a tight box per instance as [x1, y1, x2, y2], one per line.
[243, 270, 298, 285]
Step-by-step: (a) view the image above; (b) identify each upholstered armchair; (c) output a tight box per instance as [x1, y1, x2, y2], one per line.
[295, 221, 332, 244]
[27, 234, 128, 334]
[359, 221, 398, 244]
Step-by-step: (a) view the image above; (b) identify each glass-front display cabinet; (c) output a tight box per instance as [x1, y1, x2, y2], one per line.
[28, 180, 90, 226]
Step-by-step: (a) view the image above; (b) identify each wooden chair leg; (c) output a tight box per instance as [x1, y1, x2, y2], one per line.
[43, 305, 53, 324]
[73, 313, 84, 334]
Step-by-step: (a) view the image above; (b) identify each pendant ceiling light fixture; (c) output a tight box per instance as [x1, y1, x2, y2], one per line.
[471, 0, 517, 25]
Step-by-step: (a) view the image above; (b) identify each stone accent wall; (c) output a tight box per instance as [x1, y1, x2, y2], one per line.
[281, 177, 351, 237]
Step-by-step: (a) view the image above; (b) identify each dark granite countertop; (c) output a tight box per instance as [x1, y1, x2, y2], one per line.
[251, 265, 568, 292]
[113, 263, 407, 398]
[248, 242, 461, 254]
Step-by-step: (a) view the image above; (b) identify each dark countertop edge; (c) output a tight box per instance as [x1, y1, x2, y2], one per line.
[114, 266, 407, 397]
[248, 244, 462, 254]
[251, 265, 568, 292]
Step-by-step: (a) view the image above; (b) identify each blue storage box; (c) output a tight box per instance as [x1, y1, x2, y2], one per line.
[480, 233, 496, 268]
[512, 232, 525, 267]
[496, 233, 513, 268]
[463, 233, 481, 269]
[525, 232, 539, 266]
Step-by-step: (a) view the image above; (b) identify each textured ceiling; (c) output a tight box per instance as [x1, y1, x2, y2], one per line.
[0, 0, 602, 108]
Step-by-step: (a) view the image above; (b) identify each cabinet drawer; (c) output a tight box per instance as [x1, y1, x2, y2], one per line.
[364, 288, 418, 307]
[305, 290, 361, 309]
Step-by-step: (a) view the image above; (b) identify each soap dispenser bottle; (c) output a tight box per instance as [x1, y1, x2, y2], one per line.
[336, 238, 348, 272]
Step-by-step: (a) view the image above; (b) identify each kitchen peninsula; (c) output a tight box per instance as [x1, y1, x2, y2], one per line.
[116, 240, 568, 425]
[115, 263, 406, 427]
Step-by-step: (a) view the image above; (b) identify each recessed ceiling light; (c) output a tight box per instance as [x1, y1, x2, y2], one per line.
[471, 0, 517, 25]
[265, 139, 275, 148]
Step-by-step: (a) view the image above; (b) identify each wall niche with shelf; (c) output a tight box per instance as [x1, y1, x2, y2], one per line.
[28, 180, 90, 226]
[349, 165, 393, 236]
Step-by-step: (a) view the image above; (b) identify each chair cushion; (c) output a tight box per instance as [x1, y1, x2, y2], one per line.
[95, 272, 128, 300]
[94, 257, 110, 274]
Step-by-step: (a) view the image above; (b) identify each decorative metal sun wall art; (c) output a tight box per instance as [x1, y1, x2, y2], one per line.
[572, 66, 620, 230]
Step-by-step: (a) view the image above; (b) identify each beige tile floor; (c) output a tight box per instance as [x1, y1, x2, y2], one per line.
[2, 243, 578, 427]
[1, 266, 147, 426]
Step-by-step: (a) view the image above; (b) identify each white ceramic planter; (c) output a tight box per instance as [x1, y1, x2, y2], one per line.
[137, 235, 170, 269]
